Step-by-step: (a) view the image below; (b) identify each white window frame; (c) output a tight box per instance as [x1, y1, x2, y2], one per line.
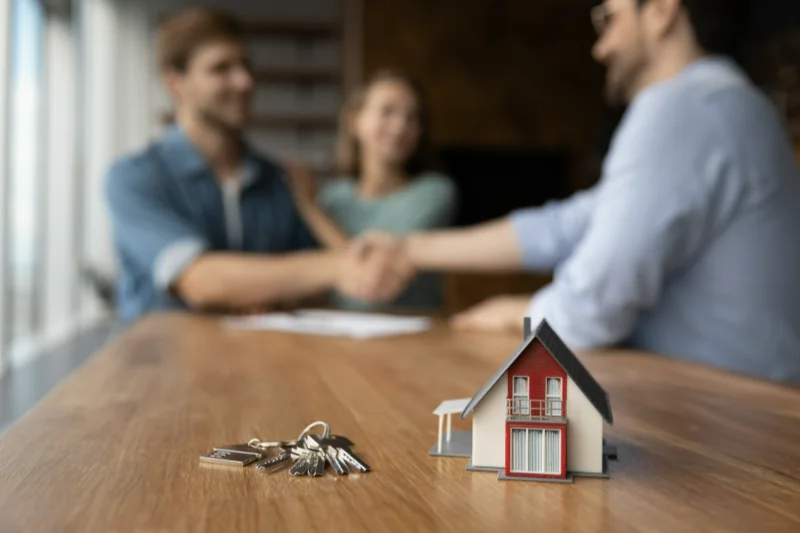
[545, 377, 563, 416]
[0, 0, 11, 375]
[5, 0, 47, 367]
[512, 376, 529, 416]
[510, 427, 562, 475]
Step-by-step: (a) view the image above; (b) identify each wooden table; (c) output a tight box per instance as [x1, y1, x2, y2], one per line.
[1, 314, 799, 533]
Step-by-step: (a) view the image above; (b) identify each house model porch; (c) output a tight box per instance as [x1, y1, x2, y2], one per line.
[430, 318, 615, 483]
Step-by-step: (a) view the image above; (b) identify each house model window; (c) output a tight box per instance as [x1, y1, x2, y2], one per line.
[546, 377, 562, 416]
[512, 376, 529, 416]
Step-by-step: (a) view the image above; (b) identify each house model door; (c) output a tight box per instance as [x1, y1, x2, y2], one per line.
[510, 428, 562, 475]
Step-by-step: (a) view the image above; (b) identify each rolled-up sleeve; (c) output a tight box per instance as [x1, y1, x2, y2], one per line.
[106, 159, 208, 293]
[524, 92, 720, 349]
[509, 186, 598, 272]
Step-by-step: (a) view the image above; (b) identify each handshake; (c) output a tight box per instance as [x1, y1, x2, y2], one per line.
[335, 231, 416, 305]
[331, 229, 532, 333]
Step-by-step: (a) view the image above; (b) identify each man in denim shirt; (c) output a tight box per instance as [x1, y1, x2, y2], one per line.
[107, 9, 410, 321]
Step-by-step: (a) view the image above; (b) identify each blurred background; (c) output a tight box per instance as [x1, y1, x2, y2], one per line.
[0, 0, 798, 381]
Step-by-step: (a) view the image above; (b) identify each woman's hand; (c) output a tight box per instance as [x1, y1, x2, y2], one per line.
[283, 159, 318, 206]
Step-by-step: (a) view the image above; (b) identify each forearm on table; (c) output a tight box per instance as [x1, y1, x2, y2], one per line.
[175, 250, 342, 310]
[297, 201, 350, 249]
[406, 218, 524, 272]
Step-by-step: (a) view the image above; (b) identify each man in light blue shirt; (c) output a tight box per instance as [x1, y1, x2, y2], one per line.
[354, 0, 800, 384]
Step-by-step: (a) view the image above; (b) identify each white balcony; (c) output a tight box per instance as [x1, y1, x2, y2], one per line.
[506, 398, 566, 422]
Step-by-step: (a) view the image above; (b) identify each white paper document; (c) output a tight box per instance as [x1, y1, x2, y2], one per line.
[223, 309, 432, 339]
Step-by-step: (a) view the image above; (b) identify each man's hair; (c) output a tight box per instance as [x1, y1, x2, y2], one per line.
[156, 8, 245, 73]
[637, 0, 752, 57]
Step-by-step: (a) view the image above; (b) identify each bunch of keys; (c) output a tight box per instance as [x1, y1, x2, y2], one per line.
[199, 421, 370, 477]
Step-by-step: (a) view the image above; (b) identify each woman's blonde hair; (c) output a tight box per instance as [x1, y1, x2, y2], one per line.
[335, 69, 432, 177]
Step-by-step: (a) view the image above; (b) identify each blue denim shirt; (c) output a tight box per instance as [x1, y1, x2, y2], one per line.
[511, 57, 800, 385]
[106, 126, 317, 321]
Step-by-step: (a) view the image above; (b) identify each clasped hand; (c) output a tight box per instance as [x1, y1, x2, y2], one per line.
[336, 232, 414, 304]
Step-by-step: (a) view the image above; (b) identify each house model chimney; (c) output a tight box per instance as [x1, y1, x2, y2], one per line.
[523, 317, 532, 340]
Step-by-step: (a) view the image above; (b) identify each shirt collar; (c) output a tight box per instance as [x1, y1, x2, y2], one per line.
[632, 55, 745, 106]
[679, 55, 741, 79]
[158, 123, 261, 186]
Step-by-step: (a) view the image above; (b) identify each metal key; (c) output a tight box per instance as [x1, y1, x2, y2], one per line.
[319, 435, 355, 449]
[304, 435, 349, 476]
[256, 452, 291, 471]
[308, 434, 370, 472]
[289, 452, 313, 476]
[337, 447, 370, 473]
[309, 452, 326, 476]
[214, 443, 264, 458]
[306, 434, 353, 451]
[290, 445, 313, 459]
[290, 443, 326, 477]
[325, 445, 349, 475]
[200, 449, 259, 467]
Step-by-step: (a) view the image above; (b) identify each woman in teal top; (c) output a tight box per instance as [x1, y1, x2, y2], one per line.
[285, 69, 457, 310]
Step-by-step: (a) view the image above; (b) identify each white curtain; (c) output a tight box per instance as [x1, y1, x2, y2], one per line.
[547, 377, 562, 416]
[528, 429, 543, 473]
[42, 8, 79, 341]
[545, 430, 560, 474]
[511, 429, 525, 471]
[513, 377, 528, 415]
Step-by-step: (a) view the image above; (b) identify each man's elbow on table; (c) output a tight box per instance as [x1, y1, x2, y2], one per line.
[528, 284, 638, 352]
[172, 256, 252, 311]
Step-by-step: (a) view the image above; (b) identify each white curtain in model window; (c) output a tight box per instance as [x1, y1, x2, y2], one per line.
[546, 377, 562, 416]
[511, 428, 525, 471]
[545, 430, 560, 473]
[528, 429, 543, 472]
[510, 428, 561, 474]
[513, 376, 529, 415]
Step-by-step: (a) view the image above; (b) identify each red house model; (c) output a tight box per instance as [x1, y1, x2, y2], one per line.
[431, 318, 614, 483]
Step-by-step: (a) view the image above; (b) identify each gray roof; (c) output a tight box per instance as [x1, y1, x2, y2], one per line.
[460, 319, 613, 424]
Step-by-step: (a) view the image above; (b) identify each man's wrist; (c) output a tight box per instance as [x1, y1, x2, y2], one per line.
[404, 233, 425, 270]
[318, 248, 346, 287]
[295, 196, 316, 215]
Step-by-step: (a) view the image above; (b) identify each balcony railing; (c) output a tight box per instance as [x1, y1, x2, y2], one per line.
[506, 398, 564, 421]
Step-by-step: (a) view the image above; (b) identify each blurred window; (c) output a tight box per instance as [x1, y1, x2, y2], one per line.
[6, 0, 45, 344]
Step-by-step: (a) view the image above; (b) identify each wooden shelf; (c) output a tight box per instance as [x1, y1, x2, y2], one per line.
[253, 68, 340, 84]
[249, 116, 338, 129]
[244, 21, 338, 40]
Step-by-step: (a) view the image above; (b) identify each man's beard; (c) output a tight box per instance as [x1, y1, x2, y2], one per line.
[197, 104, 248, 136]
[603, 54, 648, 106]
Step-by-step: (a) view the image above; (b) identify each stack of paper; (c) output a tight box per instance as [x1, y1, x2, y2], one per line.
[224, 309, 432, 339]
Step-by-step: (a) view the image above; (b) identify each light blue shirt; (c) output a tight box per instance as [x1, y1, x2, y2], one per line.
[511, 57, 800, 385]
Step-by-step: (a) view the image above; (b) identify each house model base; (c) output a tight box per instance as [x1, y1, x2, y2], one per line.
[430, 318, 617, 483]
[431, 431, 615, 484]
[428, 431, 472, 458]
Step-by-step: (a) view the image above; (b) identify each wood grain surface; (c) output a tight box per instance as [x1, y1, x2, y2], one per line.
[1, 313, 799, 533]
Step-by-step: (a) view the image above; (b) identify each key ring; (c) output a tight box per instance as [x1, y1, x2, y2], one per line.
[247, 421, 329, 452]
[297, 421, 330, 442]
[247, 438, 297, 450]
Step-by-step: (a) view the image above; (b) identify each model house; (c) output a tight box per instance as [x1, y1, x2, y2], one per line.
[431, 318, 614, 482]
